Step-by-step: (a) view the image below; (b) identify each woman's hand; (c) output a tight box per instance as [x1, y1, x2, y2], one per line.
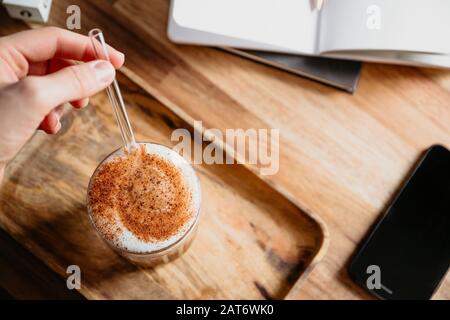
[0, 27, 124, 182]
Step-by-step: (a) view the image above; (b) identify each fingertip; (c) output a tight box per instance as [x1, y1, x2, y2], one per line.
[39, 125, 55, 135]
[71, 98, 89, 108]
[118, 51, 125, 65]
[44, 121, 60, 134]
[39, 111, 60, 134]
[54, 120, 62, 133]
[110, 50, 125, 69]
[92, 60, 116, 86]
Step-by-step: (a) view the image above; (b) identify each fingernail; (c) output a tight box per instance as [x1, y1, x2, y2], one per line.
[80, 98, 90, 108]
[54, 120, 62, 133]
[93, 61, 115, 84]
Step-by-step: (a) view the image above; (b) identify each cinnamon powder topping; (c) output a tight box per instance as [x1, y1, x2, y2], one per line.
[88, 145, 193, 246]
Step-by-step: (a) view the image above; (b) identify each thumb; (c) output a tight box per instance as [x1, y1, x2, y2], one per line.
[16, 60, 115, 116]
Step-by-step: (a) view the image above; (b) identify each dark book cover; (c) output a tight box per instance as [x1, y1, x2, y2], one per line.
[226, 48, 363, 93]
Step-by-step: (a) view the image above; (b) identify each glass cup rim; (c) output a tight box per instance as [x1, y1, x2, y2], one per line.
[86, 141, 202, 256]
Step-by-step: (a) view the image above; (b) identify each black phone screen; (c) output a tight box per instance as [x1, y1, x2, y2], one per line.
[349, 145, 450, 299]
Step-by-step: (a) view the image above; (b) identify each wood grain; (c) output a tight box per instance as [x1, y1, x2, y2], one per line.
[1, 0, 449, 299]
[0, 228, 84, 299]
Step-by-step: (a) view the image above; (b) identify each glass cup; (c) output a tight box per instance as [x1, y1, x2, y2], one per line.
[86, 142, 201, 266]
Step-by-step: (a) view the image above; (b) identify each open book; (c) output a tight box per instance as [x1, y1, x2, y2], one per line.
[168, 0, 450, 69]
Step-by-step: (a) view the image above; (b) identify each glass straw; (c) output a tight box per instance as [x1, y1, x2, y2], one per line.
[89, 29, 137, 152]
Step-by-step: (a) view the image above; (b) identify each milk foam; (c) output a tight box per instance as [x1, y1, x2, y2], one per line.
[89, 143, 201, 254]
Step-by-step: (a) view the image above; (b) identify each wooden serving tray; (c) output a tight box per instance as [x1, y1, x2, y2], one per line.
[0, 74, 327, 299]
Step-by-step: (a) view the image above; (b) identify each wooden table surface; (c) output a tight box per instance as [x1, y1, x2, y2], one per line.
[1, 0, 449, 299]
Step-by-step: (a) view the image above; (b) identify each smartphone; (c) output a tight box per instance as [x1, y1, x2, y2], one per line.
[349, 145, 450, 300]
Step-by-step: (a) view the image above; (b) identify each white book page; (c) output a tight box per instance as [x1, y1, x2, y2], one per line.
[171, 0, 320, 54]
[323, 51, 450, 69]
[319, 0, 450, 55]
